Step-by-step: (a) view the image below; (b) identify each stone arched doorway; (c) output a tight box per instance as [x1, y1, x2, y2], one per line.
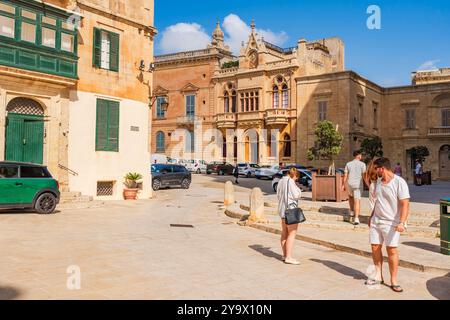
[439, 145, 450, 180]
[5, 97, 45, 164]
[244, 130, 259, 163]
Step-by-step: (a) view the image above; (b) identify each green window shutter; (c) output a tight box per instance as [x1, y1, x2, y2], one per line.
[93, 27, 101, 67]
[108, 100, 120, 151]
[96, 99, 108, 151]
[109, 32, 120, 72]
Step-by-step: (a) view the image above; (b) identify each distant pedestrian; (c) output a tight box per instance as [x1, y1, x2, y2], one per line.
[233, 163, 239, 184]
[414, 160, 423, 186]
[366, 157, 410, 293]
[342, 150, 367, 225]
[394, 163, 402, 177]
[277, 168, 302, 265]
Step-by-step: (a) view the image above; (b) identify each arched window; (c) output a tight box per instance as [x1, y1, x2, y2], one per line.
[282, 84, 289, 109]
[273, 85, 279, 109]
[224, 91, 229, 113]
[185, 130, 195, 153]
[156, 131, 165, 153]
[283, 134, 291, 157]
[231, 90, 237, 113]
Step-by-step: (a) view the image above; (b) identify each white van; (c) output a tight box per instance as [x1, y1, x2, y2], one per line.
[151, 154, 168, 164]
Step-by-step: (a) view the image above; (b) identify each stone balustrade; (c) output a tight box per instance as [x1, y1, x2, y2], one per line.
[428, 127, 450, 136]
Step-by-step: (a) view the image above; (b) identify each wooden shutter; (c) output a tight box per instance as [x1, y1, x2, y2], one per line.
[108, 100, 120, 151]
[93, 28, 102, 67]
[96, 99, 108, 151]
[109, 32, 120, 72]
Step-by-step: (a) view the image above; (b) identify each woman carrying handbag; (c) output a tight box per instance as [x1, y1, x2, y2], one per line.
[277, 168, 304, 265]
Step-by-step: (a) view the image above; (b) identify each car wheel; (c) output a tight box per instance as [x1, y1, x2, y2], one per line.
[181, 179, 191, 189]
[196, 168, 201, 174]
[219, 170, 224, 176]
[152, 179, 161, 191]
[206, 171, 211, 175]
[273, 183, 278, 192]
[256, 176, 261, 180]
[246, 172, 251, 178]
[35, 193, 57, 214]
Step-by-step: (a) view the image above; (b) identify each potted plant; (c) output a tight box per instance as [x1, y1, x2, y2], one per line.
[123, 172, 143, 200]
[307, 121, 347, 202]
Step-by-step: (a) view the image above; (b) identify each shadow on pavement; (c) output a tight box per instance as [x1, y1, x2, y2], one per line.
[0, 209, 61, 215]
[426, 273, 450, 300]
[249, 244, 283, 261]
[0, 285, 21, 300]
[403, 241, 441, 253]
[310, 259, 367, 280]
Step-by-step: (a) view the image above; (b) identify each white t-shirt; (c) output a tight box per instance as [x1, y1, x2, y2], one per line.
[415, 163, 422, 175]
[373, 175, 410, 225]
[345, 159, 366, 189]
[277, 176, 301, 219]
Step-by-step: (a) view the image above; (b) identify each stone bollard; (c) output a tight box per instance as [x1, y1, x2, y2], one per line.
[248, 187, 268, 224]
[224, 181, 235, 207]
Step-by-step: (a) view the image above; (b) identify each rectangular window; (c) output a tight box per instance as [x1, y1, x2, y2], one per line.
[62, 21, 75, 31]
[0, 15, 14, 38]
[443, 109, 450, 127]
[21, 22, 36, 43]
[406, 109, 416, 129]
[0, 165, 18, 178]
[0, 3, 15, 14]
[318, 101, 328, 121]
[22, 10, 36, 20]
[93, 28, 120, 71]
[42, 27, 56, 48]
[42, 16, 56, 26]
[96, 99, 120, 152]
[20, 166, 51, 178]
[186, 95, 195, 117]
[61, 33, 74, 52]
[156, 97, 167, 119]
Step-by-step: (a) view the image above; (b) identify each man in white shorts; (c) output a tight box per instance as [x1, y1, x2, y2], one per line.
[367, 157, 410, 293]
[343, 150, 366, 225]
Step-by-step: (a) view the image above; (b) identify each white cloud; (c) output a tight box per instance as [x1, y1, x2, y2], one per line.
[158, 15, 289, 55]
[417, 59, 440, 71]
[223, 14, 289, 55]
[159, 23, 211, 54]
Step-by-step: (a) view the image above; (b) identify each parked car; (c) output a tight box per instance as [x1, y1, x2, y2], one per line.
[0, 162, 60, 214]
[237, 163, 260, 178]
[185, 159, 208, 174]
[206, 162, 235, 175]
[151, 164, 191, 191]
[254, 165, 280, 179]
[284, 164, 307, 170]
[151, 154, 168, 164]
[272, 169, 312, 192]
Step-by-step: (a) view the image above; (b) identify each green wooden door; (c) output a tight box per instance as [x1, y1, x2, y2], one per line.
[5, 113, 44, 164]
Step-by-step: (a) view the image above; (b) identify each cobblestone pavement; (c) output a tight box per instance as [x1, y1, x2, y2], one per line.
[0, 175, 448, 300]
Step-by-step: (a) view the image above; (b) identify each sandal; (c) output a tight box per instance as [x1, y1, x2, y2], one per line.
[365, 279, 384, 286]
[391, 285, 404, 293]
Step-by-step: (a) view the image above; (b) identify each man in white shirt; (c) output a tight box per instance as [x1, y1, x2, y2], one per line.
[414, 160, 422, 186]
[342, 150, 367, 225]
[367, 157, 410, 293]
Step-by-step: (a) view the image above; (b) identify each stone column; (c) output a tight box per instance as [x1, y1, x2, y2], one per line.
[248, 187, 268, 223]
[224, 181, 235, 207]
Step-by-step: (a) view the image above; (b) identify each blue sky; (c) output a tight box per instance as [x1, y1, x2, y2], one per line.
[154, 0, 450, 87]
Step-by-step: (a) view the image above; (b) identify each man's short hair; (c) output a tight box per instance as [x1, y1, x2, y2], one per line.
[353, 150, 362, 157]
[374, 157, 392, 171]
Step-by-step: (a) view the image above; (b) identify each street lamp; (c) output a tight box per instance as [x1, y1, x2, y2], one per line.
[149, 95, 169, 110]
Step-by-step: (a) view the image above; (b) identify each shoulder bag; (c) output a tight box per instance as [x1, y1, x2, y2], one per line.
[284, 179, 306, 225]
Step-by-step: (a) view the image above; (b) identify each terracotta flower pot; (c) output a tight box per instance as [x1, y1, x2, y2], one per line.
[123, 188, 139, 200]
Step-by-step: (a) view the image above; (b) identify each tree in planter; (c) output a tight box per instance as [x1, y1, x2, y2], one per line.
[307, 120, 343, 175]
[360, 136, 383, 163]
[409, 146, 430, 164]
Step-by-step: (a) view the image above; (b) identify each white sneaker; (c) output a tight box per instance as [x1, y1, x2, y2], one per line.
[354, 217, 360, 225]
[284, 258, 300, 265]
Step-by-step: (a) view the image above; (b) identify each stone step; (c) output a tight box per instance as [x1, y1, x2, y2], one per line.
[60, 196, 94, 204]
[242, 204, 440, 228]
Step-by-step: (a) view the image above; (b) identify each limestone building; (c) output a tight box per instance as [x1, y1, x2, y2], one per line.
[0, 0, 156, 199]
[153, 21, 450, 181]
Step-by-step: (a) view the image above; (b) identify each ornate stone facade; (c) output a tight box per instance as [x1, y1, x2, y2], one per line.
[153, 21, 450, 181]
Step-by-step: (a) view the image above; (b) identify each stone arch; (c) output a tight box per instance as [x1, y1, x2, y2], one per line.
[6, 97, 45, 116]
[439, 144, 450, 180]
[431, 93, 450, 106]
[243, 129, 259, 163]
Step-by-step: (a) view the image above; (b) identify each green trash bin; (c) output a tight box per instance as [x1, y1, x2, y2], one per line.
[440, 197, 450, 255]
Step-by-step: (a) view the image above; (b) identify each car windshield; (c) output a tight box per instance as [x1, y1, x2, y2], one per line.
[238, 164, 246, 167]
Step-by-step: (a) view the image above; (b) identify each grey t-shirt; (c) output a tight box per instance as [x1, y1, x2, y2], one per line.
[345, 159, 366, 189]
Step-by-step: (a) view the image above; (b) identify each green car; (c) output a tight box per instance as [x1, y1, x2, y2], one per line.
[0, 162, 60, 214]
